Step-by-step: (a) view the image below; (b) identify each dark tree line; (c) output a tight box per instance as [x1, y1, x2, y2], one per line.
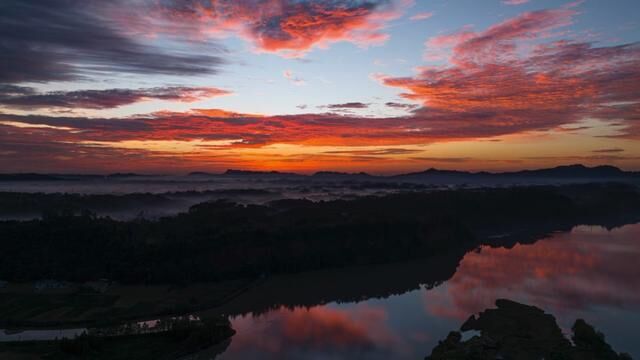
[0, 183, 638, 284]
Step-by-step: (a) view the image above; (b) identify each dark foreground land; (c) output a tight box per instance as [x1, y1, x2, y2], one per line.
[0, 317, 235, 360]
[427, 299, 632, 360]
[1, 183, 639, 285]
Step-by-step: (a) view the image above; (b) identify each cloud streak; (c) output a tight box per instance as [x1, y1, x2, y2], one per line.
[0, 0, 225, 84]
[385, 102, 419, 110]
[0, 86, 231, 109]
[325, 102, 370, 109]
[592, 148, 624, 154]
[503, 0, 530, 5]
[409, 12, 433, 21]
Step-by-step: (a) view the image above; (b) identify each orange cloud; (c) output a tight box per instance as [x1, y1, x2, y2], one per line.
[136, 0, 407, 57]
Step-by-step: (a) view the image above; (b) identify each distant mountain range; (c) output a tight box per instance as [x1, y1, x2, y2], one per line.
[192, 164, 638, 180]
[396, 164, 634, 179]
[1, 164, 638, 182]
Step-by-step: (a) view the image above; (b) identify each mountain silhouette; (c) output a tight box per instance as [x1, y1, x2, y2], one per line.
[1, 164, 637, 182]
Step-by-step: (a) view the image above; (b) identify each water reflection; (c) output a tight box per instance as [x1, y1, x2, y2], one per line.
[226, 305, 407, 359]
[426, 225, 640, 318]
[218, 223, 640, 359]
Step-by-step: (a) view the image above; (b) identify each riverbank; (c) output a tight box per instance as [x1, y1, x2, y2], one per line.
[0, 316, 235, 360]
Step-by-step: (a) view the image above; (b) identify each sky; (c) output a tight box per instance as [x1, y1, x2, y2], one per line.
[1, 0, 639, 174]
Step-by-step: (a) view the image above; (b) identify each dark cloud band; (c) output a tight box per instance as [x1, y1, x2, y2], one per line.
[0, 0, 225, 84]
[0, 86, 231, 109]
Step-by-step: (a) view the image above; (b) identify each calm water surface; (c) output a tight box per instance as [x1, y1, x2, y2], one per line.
[217, 223, 640, 359]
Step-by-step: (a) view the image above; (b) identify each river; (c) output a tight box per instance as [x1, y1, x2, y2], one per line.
[217, 223, 640, 359]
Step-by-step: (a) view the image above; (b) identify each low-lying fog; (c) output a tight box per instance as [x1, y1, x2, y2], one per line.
[1, 173, 637, 221]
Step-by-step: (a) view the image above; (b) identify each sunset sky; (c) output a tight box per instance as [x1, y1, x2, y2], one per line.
[1, 0, 639, 174]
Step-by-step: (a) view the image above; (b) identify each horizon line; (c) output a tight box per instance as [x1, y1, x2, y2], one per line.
[0, 163, 635, 178]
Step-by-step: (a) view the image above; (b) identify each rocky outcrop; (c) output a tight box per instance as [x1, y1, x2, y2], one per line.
[426, 299, 632, 360]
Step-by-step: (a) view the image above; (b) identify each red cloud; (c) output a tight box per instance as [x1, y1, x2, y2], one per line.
[383, 6, 640, 139]
[450, 8, 577, 65]
[139, 0, 405, 57]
